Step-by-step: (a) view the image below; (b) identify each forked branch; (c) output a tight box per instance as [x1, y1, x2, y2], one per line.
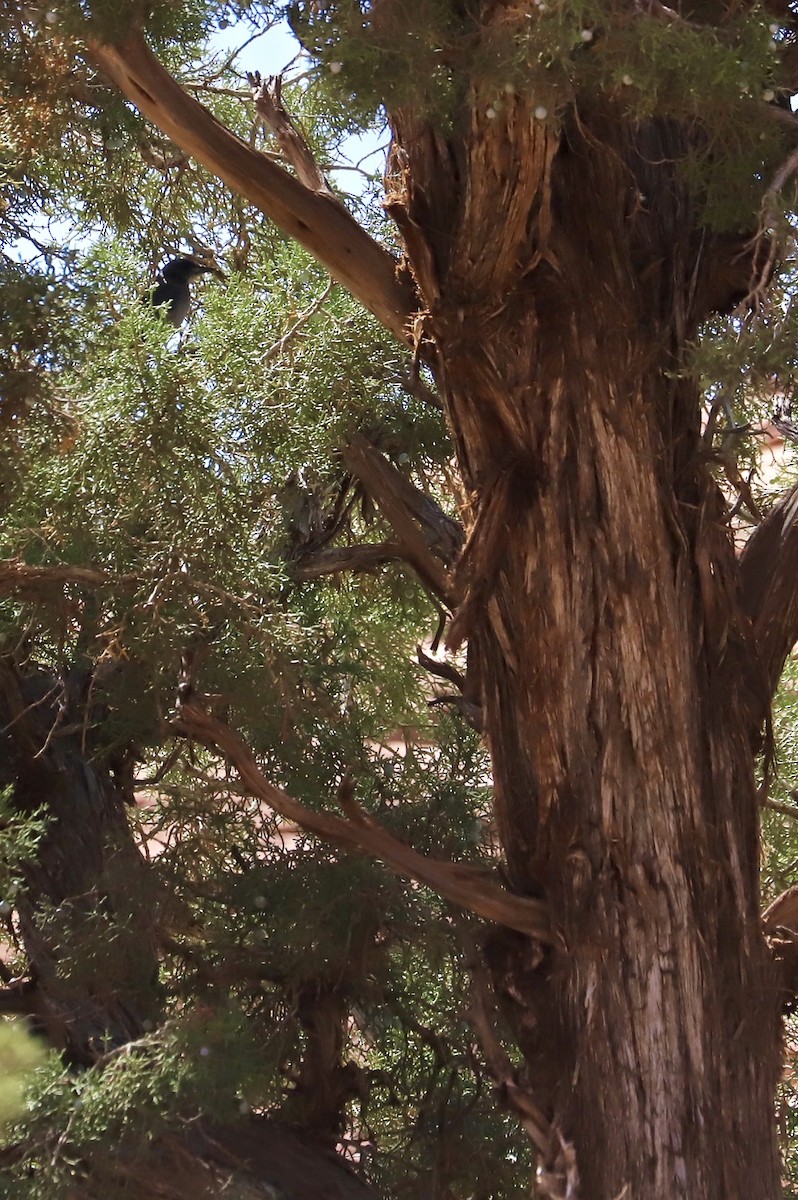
[342, 435, 463, 603]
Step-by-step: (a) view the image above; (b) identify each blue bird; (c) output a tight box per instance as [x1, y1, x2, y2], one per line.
[149, 256, 223, 327]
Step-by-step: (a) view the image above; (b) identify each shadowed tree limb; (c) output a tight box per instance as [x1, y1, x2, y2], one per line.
[85, 31, 417, 341]
[466, 952, 554, 1157]
[292, 541, 409, 580]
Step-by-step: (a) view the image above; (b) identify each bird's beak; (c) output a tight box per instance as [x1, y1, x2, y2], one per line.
[182, 257, 225, 281]
[195, 260, 225, 279]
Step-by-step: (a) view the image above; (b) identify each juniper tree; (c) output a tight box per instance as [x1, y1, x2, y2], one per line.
[3, 1, 798, 1198]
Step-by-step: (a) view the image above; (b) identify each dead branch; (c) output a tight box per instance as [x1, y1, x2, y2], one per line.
[342, 435, 463, 603]
[173, 699, 552, 942]
[248, 72, 336, 197]
[468, 955, 551, 1154]
[467, 955, 579, 1198]
[85, 31, 417, 341]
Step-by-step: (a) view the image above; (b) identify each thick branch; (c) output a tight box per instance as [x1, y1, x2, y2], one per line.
[173, 700, 552, 942]
[738, 482, 798, 713]
[85, 31, 416, 340]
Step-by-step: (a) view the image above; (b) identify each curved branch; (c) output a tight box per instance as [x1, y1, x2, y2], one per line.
[173, 700, 552, 943]
[0, 558, 118, 595]
[738, 482, 798, 713]
[85, 31, 417, 341]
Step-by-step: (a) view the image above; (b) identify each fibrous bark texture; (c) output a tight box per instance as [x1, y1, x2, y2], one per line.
[387, 77, 782, 1200]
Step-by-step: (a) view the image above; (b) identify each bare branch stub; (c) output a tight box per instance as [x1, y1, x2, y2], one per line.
[248, 70, 338, 199]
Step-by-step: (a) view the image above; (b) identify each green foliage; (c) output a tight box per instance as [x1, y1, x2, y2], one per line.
[288, 0, 787, 227]
[1, 1010, 283, 1199]
[0, 19, 516, 1188]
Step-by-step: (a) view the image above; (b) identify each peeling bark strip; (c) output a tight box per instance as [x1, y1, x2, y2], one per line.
[85, 33, 417, 341]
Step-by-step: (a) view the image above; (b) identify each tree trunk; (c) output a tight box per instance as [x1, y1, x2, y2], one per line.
[0, 657, 161, 1062]
[388, 95, 783, 1197]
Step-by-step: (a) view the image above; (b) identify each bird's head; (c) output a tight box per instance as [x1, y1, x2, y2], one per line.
[160, 255, 225, 283]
